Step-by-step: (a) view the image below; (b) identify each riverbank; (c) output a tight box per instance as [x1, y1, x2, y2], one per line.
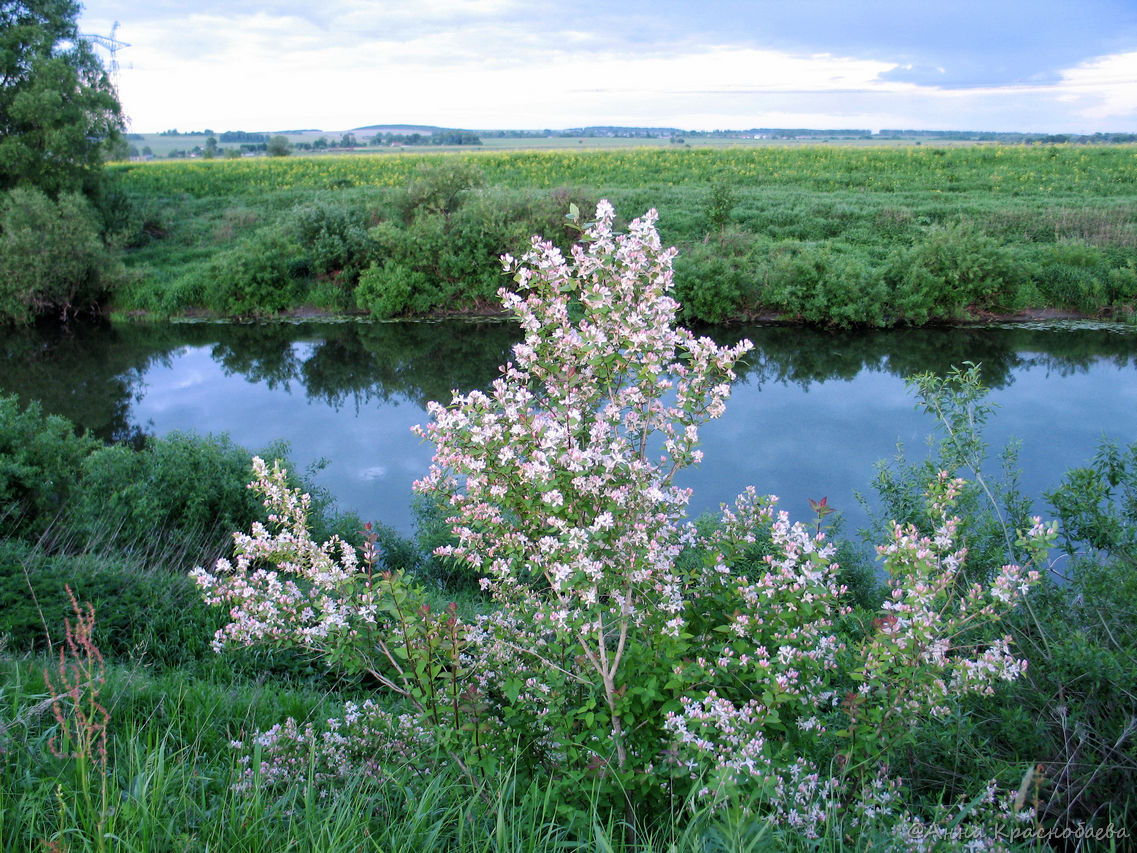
[101, 145, 1137, 327]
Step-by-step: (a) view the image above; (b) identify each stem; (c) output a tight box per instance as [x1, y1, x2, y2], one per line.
[927, 393, 1016, 563]
[579, 611, 628, 771]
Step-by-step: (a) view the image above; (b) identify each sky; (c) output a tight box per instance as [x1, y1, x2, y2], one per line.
[77, 0, 1137, 134]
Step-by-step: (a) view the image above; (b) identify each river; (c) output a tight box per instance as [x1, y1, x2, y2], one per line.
[3, 318, 1135, 543]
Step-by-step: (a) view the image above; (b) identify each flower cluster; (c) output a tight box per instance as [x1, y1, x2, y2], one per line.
[412, 201, 752, 772]
[230, 700, 432, 796]
[190, 457, 374, 654]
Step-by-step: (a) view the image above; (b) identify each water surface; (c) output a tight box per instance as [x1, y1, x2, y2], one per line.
[3, 319, 1135, 541]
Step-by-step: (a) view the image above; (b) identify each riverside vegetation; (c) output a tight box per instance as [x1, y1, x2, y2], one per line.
[2, 204, 1136, 851]
[4, 145, 1135, 326]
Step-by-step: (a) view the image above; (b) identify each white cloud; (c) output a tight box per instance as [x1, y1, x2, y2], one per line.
[1056, 51, 1137, 121]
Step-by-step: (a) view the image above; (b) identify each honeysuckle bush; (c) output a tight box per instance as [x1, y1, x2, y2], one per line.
[193, 202, 1057, 846]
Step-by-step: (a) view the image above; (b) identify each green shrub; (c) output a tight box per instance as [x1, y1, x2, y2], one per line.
[401, 160, 485, 218]
[1033, 241, 1110, 313]
[673, 229, 760, 324]
[879, 222, 1031, 323]
[762, 241, 885, 326]
[0, 395, 101, 538]
[289, 199, 375, 285]
[354, 260, 428, 319]
[69, 431, 271, 554]
[704, 181, 737, 233]
[1107, 262, 1137, 306]
[201, 226, 305, 316]
[94, 179, 169, 249]
[0, 187, 120, 324]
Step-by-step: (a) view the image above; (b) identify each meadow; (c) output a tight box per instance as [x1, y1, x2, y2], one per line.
[101, 145, 1137, 326]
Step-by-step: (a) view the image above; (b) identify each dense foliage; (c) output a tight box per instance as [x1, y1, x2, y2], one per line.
[0, 0, 126, 324]
[0, 187, 122, 323]
[0, 0, 123, 197]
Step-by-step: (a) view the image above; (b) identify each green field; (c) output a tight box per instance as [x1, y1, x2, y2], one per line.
[102, 144, 1137, 326]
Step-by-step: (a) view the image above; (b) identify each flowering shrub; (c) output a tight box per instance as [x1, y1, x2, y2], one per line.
[193, 202, 1056, 844]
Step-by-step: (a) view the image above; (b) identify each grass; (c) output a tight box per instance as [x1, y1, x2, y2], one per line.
[0, 647, 799, 852]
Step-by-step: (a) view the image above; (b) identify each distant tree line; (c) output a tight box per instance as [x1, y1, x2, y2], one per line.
[219, 131, 270, 143]
[876, 129, 1137, 144]
[370, 130, 482, 146]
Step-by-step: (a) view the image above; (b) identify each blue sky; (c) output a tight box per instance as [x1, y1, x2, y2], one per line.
[78, 0, 1137, 133]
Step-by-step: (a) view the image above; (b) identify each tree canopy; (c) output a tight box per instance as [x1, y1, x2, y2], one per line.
[0, 0, 124, 197]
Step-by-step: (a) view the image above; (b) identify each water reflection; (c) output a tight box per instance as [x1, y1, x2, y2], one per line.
[2, 319, 1135, 535]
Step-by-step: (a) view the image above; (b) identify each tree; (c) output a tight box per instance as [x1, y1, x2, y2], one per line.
[0, 0, 124, 197]
[266, 135, 291, 157]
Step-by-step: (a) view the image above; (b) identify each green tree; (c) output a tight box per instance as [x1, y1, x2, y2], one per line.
[0, 0, 124, 197]
[266, 134, 291, 157]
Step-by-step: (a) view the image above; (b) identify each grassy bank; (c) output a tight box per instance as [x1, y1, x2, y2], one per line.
[101, 145, 1137, 326]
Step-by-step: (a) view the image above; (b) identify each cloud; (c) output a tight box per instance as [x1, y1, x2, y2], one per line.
[83, 0, 1137, 132]
[1057, 51, 1137, 122]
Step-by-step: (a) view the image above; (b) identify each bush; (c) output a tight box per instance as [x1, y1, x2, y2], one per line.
[704, 181, 737, 233]
[68, 432, 274, 555]
[0, 395, 101, 538]
[879, 222, 1031, 323]
[289, 200, 375, 285]
[673, 228, 761, 324]
[202, 227, 305, 316]
[762, 241, 886, 326]
[401, 160, 484, 218]
[0, 187, 120, 323]
[1033, 241, 1109, 312]
[354, 260, 428, 319]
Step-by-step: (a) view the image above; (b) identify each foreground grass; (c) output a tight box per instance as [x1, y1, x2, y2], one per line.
[6, 651, 1088, 853]
[0, 653, 874, 852]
